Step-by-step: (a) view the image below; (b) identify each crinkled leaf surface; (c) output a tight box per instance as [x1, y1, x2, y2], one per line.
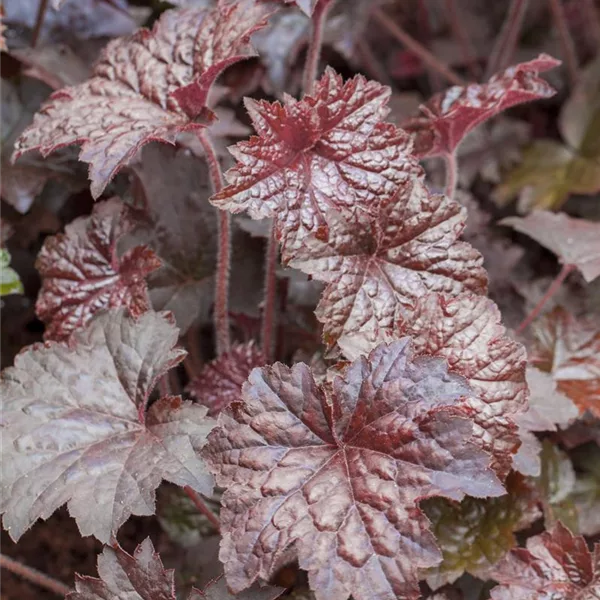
[204, 338, 504, 600]
[0, 249, 24, 296]
[13, 3, 270, 197]
[67, 538, 283, 600]
[395, 293, 527, 478]
[0, 309, 214, 543]
[513, 367, 578, 477]
[290, 179, 487, 348]
[126, 144, 218, 334]
[402, 55, 559, 158]
[490, 522, 600, 600]
[36, 197, 161, 341]
[187, 342, 264, 416]
[211, 68, 422, 246]
[502, 211, 600, 283]
[421, 474, 540, 589]
[532, 307, 600, 417]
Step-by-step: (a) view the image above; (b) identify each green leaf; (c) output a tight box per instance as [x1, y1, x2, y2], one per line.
[496, 57, 600, 211]
[0, 249, 24, 296]
[536, 440, 579, 532]
[421, 474, 541, 589]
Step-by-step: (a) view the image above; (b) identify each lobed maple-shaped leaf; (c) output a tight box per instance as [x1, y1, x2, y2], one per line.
[187, 342, 264, 417]
[532, 307, 600, 417]
[290, 178, 487, 348]
[502, 211, 600, 283]
[211, 67, 422, 245]
[0, 309, 215, 543]
[68, 537, 284, 600]
[12, 3, 271, 197]
[513, 368, 578, 477]
[204, 338, 504, 600]
[402, 55, 559, 158]
[36, 198, 161, 342]
[421, 473, 540, 589]
[490, 522, 600, 600]
[126, 144, 218, 333]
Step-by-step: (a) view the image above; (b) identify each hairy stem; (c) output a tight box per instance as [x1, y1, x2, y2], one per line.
[547, 0, 579, 87]
[444, 152, 458, 199]
[484, 0, 529, 79]
[261, 223, 278, 362]
[302, 0, 333, 95]
[31, 0, 49, 47]
[516, 263, 575, 334]
[0, 553, 71, 597]
[444, 0, 481, 79]
[197, 131, 231, 355]
[373, 8, 466, 86]
[183, 487, 220, 532]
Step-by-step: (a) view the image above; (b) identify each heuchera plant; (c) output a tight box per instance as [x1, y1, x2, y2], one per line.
[3, 1, 600, 599]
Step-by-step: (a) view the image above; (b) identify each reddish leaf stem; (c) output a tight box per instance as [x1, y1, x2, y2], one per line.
[183, 486, 220, 532]
[261, 223, 278, 362]
[444, 152, 458, 199]
[444, 0, 481, 79]
[197, 131, 231, 355]
[372, 8, 466, 86]
[302, 0, 333, 95]
[516, 263, 575, 334]
[484, 0, 529, 79]
[0, 553, 71, 597]
[547, 0, 579, 88]
[31, 0, 49, 48]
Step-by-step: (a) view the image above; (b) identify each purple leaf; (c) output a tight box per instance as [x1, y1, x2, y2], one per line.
[13, 3, 271, 197]
[1, 309, 214, 542]
[402, 55, 560, 158]
[36, 198, 161, 341]
[204, 338, 504, 600]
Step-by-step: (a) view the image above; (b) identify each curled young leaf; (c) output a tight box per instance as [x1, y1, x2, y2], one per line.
[67, 538, 284, 600]
[211, 68, 422, 245]
[402, 54, 559, 158]
[290, 179, 487, 348]
[187, 341, 264, 417]
[502, 211, 600, 283]
[532, 307, 600, 418]
[490, 522, 600, 600]
[36, 198, 161, 341]
[1, 309, 214, 543]
[204, 338, 504, 600]
[13, 3, 271, 197]
[422, 474, 540, 589]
